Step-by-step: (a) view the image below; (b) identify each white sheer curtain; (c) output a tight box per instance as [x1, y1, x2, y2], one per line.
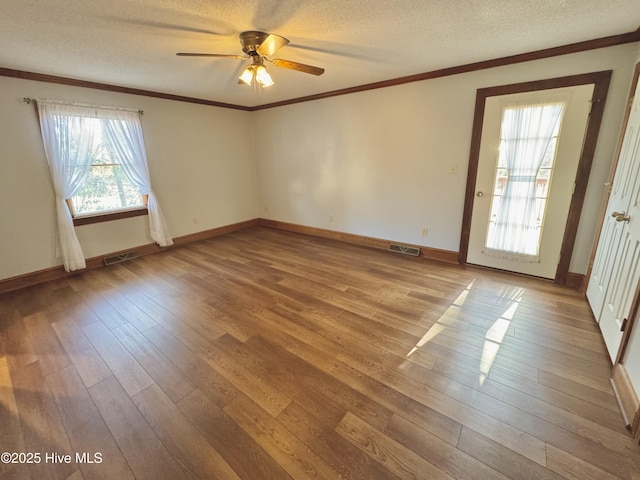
[37, 103, 99, 271]
[100, 110, 173, 247]
[485, 99, 565, 262]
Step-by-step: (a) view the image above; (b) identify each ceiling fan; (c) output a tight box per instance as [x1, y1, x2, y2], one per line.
[177, 31, 325, 88]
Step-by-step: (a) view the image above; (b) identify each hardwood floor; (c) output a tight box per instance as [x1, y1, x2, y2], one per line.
[1, 226, 639, 479]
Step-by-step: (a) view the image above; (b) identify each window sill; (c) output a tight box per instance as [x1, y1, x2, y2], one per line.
[72, 207, 148, 226]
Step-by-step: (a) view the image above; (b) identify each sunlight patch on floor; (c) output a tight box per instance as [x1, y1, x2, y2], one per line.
[406, 280, 476, 357]
[406, 279, 525, 386]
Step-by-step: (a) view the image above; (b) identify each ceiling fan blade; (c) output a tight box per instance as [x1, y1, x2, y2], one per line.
[176, 53, 247, 59]
[256, 33, 290, 56]
[271, 58, 324, 76]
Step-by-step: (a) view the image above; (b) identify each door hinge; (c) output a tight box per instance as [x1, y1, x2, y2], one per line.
[621, 317, 628, 332]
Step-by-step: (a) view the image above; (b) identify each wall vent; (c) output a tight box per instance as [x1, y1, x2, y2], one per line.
[388, 244, 420, 256]
[103, 250, 142, 266]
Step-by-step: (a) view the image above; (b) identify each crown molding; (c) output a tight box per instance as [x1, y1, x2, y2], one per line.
[1, 28, 638, 111]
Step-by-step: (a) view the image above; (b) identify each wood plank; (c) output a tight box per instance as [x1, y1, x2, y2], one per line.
[400, 358, 633, 478]
[9, 361, 76, 480]
[175, 326, 292, 417]
[22, 312, 71, 376]
[177, 389, 294, 480]
[111, 323, 195, 402]
[0, 355, 25, 477]
[277, 401, 401, 480]
[141, 325, 240, 408]
[546, 444, 624, 480]
[384, 413, 510, 480]
[82, 321, 154, 397]
[45, 366, 134, 480]
[132, 383, 241, 480]
[244, 334, 393, 431]
[459, 427, 566, 480]
[148, 294, 226, 340]
[224, 394, 343, 480]
[80, 286, 128, 330]
[336, 411, 455, 480]
[0, 311, 37, 367]
[216, 334, 348, 428]
[51, 317, 111, 388]
[122, 290, 188, 336]
[433, 314, 613, 378]
[432, 359, 635, 450]
[102, 291, 158, 332]
[176, 287, 254, 342]
[271, 300, 394, 365]
[0, 465, 34, 480]
[487, 363, 625, 431]
[89, 376, 189, 480]
[538, 370, 619, 412]
[328, 358, 462, 446]
[333, 352, 547, 466]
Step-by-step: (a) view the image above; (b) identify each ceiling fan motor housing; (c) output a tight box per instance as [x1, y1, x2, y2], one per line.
[240, 31, 268, 54]
[240, 31, 289, 57]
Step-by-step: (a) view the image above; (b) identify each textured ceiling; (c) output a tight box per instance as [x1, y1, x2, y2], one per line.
[1, 0, 638, 107]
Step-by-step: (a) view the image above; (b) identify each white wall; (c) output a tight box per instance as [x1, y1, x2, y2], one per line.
[254, 44, 638, 273]
[0, 76, 258, 280]
[1, 43, 638, 282]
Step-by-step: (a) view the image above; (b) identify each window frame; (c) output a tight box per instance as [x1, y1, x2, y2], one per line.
[66, 195, 149, 226]
[55, 114, 149, 226]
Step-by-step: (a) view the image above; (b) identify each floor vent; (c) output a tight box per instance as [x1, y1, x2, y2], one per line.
[388, 244, 420, 256]
[103, 250, 142, 266]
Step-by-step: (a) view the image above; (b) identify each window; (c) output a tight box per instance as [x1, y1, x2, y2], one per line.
[37, 100, 172, 272]
[62, 118, 147, 221]
[484, 99, 565, 261]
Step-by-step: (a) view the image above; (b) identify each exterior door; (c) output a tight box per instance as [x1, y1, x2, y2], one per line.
[467, 84, 594, 278]
[587, 78, 640, 362]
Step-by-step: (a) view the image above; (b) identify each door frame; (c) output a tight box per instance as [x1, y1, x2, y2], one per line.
[459, 71, 612, 285]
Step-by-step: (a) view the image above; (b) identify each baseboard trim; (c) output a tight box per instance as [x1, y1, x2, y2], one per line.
[172, 218, 259, 246]
[611, 364, 639, 433]
[258, 218, 459, 264]
[566, 272, 586, 290]
[0, 218, 260, 295]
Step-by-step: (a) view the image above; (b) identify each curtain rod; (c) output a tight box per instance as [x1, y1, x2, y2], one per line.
[22, 97, 144, 115]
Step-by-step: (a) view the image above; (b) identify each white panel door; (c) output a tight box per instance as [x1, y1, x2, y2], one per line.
[592, 84, 640, 362]
[587, 78, 640, 321]
[599, 220, 640, 362]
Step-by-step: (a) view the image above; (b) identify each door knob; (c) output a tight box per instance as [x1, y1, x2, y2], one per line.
[476, 191, 484, 197]
[612, 211, 631, 223]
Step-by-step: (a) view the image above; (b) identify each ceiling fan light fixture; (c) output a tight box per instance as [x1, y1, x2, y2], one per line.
[238, 66, 255, 86]
[239, 62, 274, 88]
[255, 65, 274, 87]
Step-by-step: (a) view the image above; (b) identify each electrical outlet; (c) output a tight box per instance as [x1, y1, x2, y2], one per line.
[329, 215, 334, 223]
[421, 227, 428, 236]
[264, 206, 271, 213]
